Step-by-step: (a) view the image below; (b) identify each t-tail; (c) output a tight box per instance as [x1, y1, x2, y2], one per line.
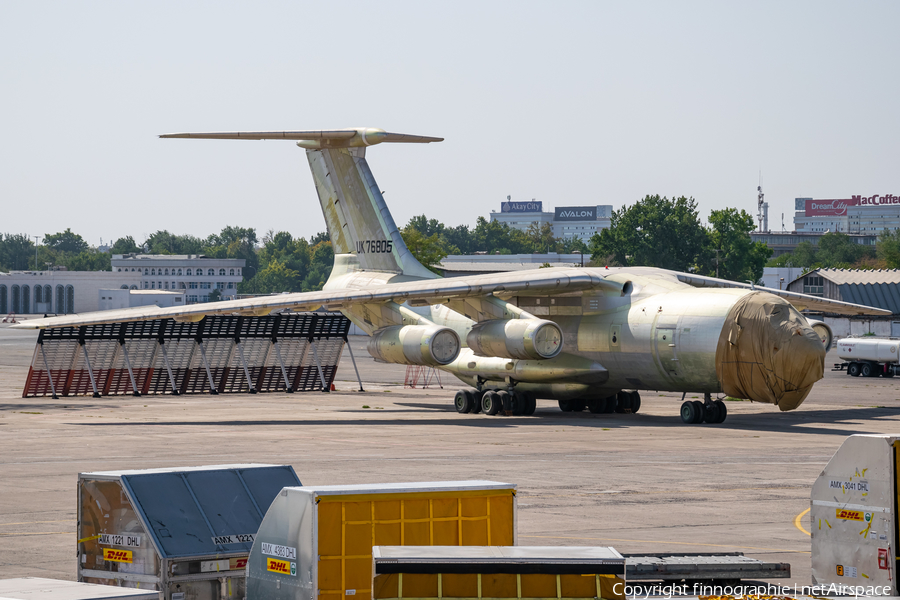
[159, 128, 442, 281]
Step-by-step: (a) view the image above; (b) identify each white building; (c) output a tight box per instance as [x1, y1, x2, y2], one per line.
[99, 289, 186, 311]
[488, 200, 613, 243]
[794, 194, 900, 234]
[0, 270, 142, 315]
[111, 254, 245, 303]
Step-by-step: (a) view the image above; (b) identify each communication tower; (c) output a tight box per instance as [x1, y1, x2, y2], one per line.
[757, 179, 769, 232]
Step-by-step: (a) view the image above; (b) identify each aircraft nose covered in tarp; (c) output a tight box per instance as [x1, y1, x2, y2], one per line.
[715, 291, 825, 411]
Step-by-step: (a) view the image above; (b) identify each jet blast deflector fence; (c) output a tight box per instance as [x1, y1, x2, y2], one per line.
[23, 313, 352, 398]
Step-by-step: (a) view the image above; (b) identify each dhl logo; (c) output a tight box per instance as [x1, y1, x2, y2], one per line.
[103, 548, 133, 563]
[836, 509, 864, 521]
[267, 558, 290, 574]
[230, 557, 248, 570]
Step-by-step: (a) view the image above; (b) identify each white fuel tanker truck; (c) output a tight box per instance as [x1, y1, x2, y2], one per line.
[835, 337, 900, 377]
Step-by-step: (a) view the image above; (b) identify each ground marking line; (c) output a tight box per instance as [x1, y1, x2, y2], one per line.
[0, 519, 73, 527]
[0, 531, 74, 537]
[520, 534, 810, 554]
[794, 507, 811, 537]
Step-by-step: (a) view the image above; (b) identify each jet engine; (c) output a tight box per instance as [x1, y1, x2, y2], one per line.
[467, 318, 563, 360]
[367, 324, 461, 366]
[807, 318, 833, 350]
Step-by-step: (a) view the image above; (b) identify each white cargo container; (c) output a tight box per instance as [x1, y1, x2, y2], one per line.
[834, 337, 900, 377]
[811, 434, 900, 594]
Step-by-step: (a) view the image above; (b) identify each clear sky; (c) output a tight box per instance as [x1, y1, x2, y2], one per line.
[2, 1, 899, 248]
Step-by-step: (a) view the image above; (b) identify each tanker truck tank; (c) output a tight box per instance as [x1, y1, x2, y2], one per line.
[835, 337, 900, 378]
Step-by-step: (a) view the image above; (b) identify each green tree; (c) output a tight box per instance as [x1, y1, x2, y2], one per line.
[590, 195, 706, 271]
[525, 222, 557, 253]
[0, 233, 35, 271]
[241, 259, 301, 294]
[471, 217, 530, 254]
[302, 242, 334, 291]
[401, 226, 452, 273]
[110, 236, 141, 255]
[208, 288, 222, 302]
[878, 229, 900, 268]
[203, 226, 259, 280]
[817, 232, 874, 267]
[702, 208, 771, 283]
[43, 228, 88, 254]
[144, 231, 203, 255]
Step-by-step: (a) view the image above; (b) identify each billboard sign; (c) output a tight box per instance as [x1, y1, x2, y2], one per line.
[501, 201, 542, 213]
[554, 206, 596, 221]
[805, 195, 900, 216]
[805, 199, 857, 217]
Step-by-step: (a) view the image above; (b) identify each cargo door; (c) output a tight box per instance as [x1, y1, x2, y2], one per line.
[654, 317, 679, 378]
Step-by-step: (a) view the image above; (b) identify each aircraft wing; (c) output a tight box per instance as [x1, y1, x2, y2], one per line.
[676, 273, 891, 316]
[11, 268, 614, 330]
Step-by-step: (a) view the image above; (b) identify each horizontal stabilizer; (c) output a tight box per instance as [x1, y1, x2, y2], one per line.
[159, 128, 443, 149]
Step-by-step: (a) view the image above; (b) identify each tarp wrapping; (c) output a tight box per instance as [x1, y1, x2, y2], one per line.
[715, 291, 825, 411]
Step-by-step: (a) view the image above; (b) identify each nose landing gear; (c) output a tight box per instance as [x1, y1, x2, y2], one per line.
[680, 393, 727, 424]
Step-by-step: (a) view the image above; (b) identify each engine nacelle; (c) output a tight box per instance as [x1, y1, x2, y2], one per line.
[807, 318, 833, 350]
[467, 318, 564, 360]
[367, 324, 461, 366]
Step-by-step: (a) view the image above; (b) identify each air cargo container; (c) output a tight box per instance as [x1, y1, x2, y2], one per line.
[247, 481, 516, 600]
[835, 337, 900, 377]
[77, 464, 300, 600]
[811, 434, 900, 594]
[371, 546, 626, 600]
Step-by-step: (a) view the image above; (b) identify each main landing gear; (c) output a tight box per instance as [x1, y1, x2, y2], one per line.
[454, 389, 537, 416]
[453, 389, 641, 417]
[680, 393, 727, 424]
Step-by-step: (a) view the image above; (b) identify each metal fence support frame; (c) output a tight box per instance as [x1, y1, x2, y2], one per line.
[80, 341, 101, 398]
[343, 336, 365, 392]
[39, 342, 59, 399]
[119, 341, 140, 397]
[272, 340, 293, 393]
[159, 341, 179, 395]
[309, 339, 328, 391]
[235, 341, 257, 394]
[197, 341, 218, 395]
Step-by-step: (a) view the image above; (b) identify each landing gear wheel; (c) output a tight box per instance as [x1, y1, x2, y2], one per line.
[861, 363, 874, 377]
[714, 399, 727, 423]
[522, 391, 537, 416]
[702, 402, 719, 424]
[482, 391, 501, 415]
[497, 391, 512, 414]
[510, 392, 524, 416]
[848, 362, 861, 377]
[471, 391, 483, 413]
[570, 400, 586, 412]
[691, 400, 705, 424]
[615, 391, 631, 413]
[629, 391, 641, 414]
[454, 390, 473, 413]
[558, 399, 574, 412]
[588, 399, 605, 413]
[680, 401, 697, 424]
[603, 396, 617, 413]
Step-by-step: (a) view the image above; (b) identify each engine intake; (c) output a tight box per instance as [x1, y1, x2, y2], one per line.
[467, 319, 564, 360]
[367, 324, 461, 366]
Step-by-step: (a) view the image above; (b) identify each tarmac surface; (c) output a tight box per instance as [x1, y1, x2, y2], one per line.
[2, 320, 900, 589]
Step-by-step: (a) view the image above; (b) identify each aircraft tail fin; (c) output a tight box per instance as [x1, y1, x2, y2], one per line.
[160, 128, 442, 279]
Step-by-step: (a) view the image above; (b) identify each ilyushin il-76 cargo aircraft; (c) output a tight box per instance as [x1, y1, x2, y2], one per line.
[14, 128, 890, 424]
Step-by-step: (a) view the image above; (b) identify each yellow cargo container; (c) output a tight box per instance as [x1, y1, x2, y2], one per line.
[372, 546, 626, 600]
[247, 481, 516, 600]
